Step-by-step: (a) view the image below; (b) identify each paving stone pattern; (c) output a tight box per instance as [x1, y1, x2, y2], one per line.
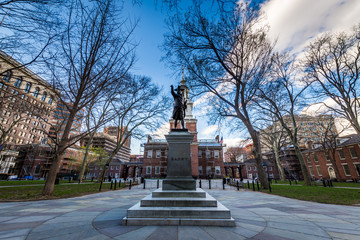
[0, 180, 360, 240]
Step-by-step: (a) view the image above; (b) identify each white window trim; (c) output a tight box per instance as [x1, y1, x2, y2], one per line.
[349, 147, 358, 159]
[156, 150, 161, 158]
[337, 149, 346, 160]
[316, 165, 322, 176]
[341, 164, 351, 176]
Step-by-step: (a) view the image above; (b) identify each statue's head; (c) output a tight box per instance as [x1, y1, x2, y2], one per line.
[176, 86, 182, 95]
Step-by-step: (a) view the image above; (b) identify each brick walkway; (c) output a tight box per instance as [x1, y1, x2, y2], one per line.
[0, 180, 359, 240]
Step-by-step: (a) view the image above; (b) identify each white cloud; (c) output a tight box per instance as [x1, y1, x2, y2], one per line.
[301, 98, 339, 116]
[223, 137, 250, 148]
[199, 125, 218, 138]
[260, 0, 360, 54]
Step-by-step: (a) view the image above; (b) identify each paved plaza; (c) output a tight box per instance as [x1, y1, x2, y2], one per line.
[1, 181, 360, 240]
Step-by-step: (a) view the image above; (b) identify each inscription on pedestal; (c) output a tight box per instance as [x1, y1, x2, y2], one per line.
[162, 130, 196, 190]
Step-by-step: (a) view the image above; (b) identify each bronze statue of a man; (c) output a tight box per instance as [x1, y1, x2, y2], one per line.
[171, 85, 187, 129]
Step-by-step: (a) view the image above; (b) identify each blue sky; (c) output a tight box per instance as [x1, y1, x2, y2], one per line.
[126, 0, 360, 154]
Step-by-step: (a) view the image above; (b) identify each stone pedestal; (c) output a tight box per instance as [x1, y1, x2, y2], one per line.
[122, 129, 235, 227]
[162, 130, 196, 190]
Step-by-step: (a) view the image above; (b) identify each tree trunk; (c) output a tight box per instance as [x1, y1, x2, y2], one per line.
[251, 130, 269, 189]
[78, 137, 93, 183]
[294, 144, 312, 186]
[272, 140, 286, 181]
[330, 150, 343, 182]
[42, 152, 63, 196]
[42, 107, 78, 196]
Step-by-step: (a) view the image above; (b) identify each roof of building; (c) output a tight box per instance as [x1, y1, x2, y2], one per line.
[0, 50, 56, 90]
[198, 142, 222, 147]
[302, 134, 360, 153]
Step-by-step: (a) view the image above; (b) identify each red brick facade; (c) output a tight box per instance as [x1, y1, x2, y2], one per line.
[142, 79, 225, 178]
[302, 134, 360, 181]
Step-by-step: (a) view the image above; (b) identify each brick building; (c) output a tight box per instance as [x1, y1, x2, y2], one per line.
[260, 114, 336, 153]
[0, 51, 57, 146]
[302, 134, 360, 181]
[142, 78, 225, 179]
[81, 129, 131, 163]
[241, 159, 277, 180]
[83, 127, 132, 179]
[8, 144, 97, 179]
[0, 51, 57, 176]
[49, 102, 84, 141]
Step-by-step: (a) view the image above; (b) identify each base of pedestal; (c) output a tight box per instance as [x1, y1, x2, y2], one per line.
[122, 188, 235, 227]
[162, 178, 196, 190]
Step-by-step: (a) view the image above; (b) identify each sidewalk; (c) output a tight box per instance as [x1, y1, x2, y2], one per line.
[0, 183, 359, 240]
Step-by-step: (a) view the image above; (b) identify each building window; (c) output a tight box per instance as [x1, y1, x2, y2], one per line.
[338, 149, 345, 159]
[116, 166, 119, 170]
[2, 70, 11, 82]
[146, 166, 152, 174]
[205, 150, 210, 158]
[316, 166, 322, 176]
[41, 91, 47, 101]
[215, 166, 221, 175]
[308, 166, 314, 176]
[306, 154, 311, 163]
[110, 166, 114, 170]
[156, 150, 161, 158]
[325, 152, 330, 162]
[206, 166, 212, 175]
[24, 82, 31, 93]
[33, 87, 40, 98]
[313, 153, 318, 162]
[34, 165, 41, 174]
[268, 166, 272, 171]
[349, 148, 358, 158]
[198, 150, 202, 157]
[248, 173, 252, 179]
[247, 166, 251, 171]
[155, 166, 160, 174]
[147, 150, 152, 158]
[214, 150, 220, 158]
[342, 164, 351, 176]
[14, 77, 22, 88]
[354, 163, 360, 176]
[48, 96, 53, 105]
[253, 166, 257, 171]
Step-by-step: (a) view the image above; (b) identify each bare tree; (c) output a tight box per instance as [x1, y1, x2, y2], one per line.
[98, 75, 169, 183]
[162, 1, 273, 189]
[257, 53, 313, 186]
[41, 0, 137, 196]
[77, 93, 117, 182]
[311, 114, 349, 181]
[259, 114, 287, 181]
[226, 146, 246, 163]
[304, 25, 360, 136]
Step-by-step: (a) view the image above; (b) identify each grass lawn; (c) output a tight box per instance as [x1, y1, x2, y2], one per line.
[0, 182, 126, 201]
[272, 180, 360, 188]
[0, 180, 95, 186]
[263, 184, 360, 205]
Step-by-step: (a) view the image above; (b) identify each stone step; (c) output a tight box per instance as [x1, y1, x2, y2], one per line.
[122, 217, 236, 227]
[126, 202, 231, 219]
[140, 194, 217, 207]
[151, 188, 206, 198]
